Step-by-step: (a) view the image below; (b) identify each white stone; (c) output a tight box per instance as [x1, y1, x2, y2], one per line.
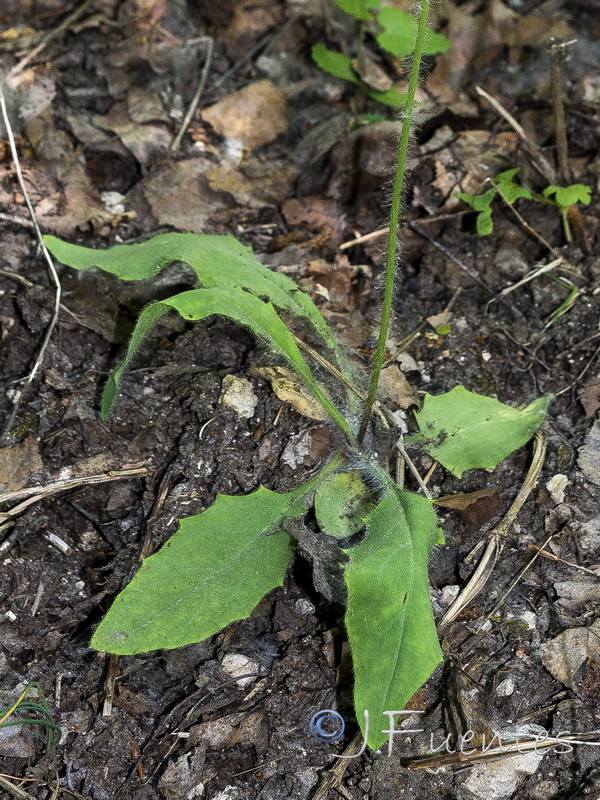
[220, 653, 260, 688]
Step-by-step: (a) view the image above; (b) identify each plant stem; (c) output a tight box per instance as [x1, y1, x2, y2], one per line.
[357, 0, 430, 445]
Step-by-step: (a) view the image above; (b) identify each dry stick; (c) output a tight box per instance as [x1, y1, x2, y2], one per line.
[310, 732, 365, 800]
[440, 430, 546, 627]
[0, 776, 37, 800]
[408, 221, 526, 322]
[474, 86, 557, 184]
[526, 543, 600, 577]
[556, 340, 600, 397]
[483, 530, 555, 625]
[549, 39, 578, 185]
[170, 38, 214, 152]
[8, 0, 91, 78]
[0, 467, 149, 548]
[0, 91, 62, 441]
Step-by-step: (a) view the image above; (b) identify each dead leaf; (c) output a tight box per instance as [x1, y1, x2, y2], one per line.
[539, 620, 600, 692]
[205, 160, 295, 209]
[141, 158, 228, 232]
[25, 111, 113, 234]
[202, 80, 287, 152]
[251, 366, 328, 421]
[378, 365, 420, 410]
[579, 383, 600, 417]
[578, 420, 600, 486]
[555, 580, 600, 612]
[435, 489, 503, 532]
[0, 435, 44, 492]
[351, 50, 392, 92]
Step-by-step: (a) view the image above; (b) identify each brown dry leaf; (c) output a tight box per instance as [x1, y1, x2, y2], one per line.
[205, 160, 295, 209]
[579, 383, 600, 418]
[251, 366, 328, 421]
[351, 50, 392, 92]
[281, 197, 347, 249]
[202, 80, 287, 152]
[378, 365, 420, 410]
[24, 111, 113, 235]
[93, 96, 171, 166]
[578, 419, 600, 487]
[0, 435, 44, 492]
[218, 0, 284, 57]
[539, 619, 600, 691]
[432, 130, 520, 209]
[435, 489, 503, 532]
[427, 310, 452, 330]
[141, 158, 228, 232]
[428, 0, 573, 111]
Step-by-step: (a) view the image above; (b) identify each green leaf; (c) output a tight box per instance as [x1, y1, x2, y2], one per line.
[367, 86, 407, 107]
[101, 287, 353, 440]
[344, 487, 443, 751]
[543, 184, 591, 209]
[91, 453, 344, 655]
[311, 44, 359, 84]
[91, 489, 301, 654]
[43, 232, 347, 376]
[411, 386, 550, 477]
[457, 188, 496, 235]
[333, 0, 379, 21]
[314, 471, 374, 538]
[376, 7, 451, 58]
[493, 169, 532, 204]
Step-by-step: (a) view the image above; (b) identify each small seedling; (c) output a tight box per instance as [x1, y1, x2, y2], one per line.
[44, 2, 548, 752]
[458, 168, 591, 243]
[541, 183, 591, 243]
[312, 0, 450, 107]
[457, 168, 532, 236]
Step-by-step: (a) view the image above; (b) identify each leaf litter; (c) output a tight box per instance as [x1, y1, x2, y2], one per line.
[0, 0, 599, 797]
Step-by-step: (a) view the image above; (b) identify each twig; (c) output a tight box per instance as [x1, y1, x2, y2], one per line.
[170, 38, 214, 152]
[526, 543, 600, 577]
[408, 221, 525, 321]
[556, 341, 600, 396]
[440, 431, 546, 626]
[396, 437, 432, 499]
[0, 90, 62, 442]
[549, 39, 577, 185]
[493, 184, 574, 269]
[8, 1, 91, 78]
[484, 530, 555, 622]
[0, 775, 37, 800]
[310, 732, 365, 799]
[101, 655, 120, 719]
[0, 466, 149, 549]
[475, 86, 557, 184]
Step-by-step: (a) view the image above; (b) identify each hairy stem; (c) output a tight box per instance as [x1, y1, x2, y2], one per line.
[357, 0, 430, 445]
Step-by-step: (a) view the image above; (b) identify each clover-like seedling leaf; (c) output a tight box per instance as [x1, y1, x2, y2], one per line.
[367, 86, 408, 107]
[493, 168, 532, 204]
[314, 471, 374, 538]
[333, 0, 380, 21]
[344, 487, 444, 751]
[311, 45, 360, 84]
[411, 386, 550, 477]
[458, 187, 496, 235]
[376, 7, 451, 58]
[543, 184, 591, 209]
[90, 484, 315, 654]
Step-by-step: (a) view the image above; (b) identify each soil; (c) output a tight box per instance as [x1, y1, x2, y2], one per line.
[0, 1, 599, 799]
